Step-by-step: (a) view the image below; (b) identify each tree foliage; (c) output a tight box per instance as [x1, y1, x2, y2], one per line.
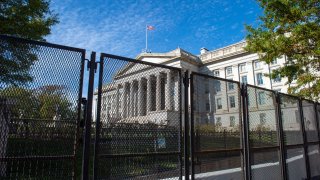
[0, 0, 58, 40]
[0, 85, 76, 120]
[245, 0, 320, 100]
[0, 0, 58, 86]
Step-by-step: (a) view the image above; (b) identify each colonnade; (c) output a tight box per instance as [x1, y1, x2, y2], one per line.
[106, 70, 176, 119]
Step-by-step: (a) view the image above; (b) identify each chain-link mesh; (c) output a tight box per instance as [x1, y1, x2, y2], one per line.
[280, 94, 304, 179]
[317, 104, 320, 132]
[247, 86, 281, 180]
[302, 101, 318, 142]
[2, 36, 320, 180]
[286, 147, 307, 180]
[251, 149, 281, 180]
[94, 54, 182, 179]
[0, 36, 84, 179]
[280, 95, 304, 146]
[192, 74, 243, 179]
[247, 86, 278, 147]
[308, 145, 320, 178]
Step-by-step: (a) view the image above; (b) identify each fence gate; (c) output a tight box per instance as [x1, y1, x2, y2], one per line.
[190, 72, 244, 179]
[2, 35, 320, 180]
[189, 72, 320, 180]
[93, 53, 184, 179]
[0, 35, 85, 179]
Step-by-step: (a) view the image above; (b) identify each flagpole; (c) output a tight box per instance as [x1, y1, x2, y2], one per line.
[145, 25, 148, 52]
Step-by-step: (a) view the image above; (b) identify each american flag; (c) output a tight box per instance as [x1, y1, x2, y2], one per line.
[146, 25, 155, 30]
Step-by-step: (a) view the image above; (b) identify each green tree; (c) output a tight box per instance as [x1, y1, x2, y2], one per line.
[0, 0, 58, 86]
[37, 85, 75, 120]
[0, 85, 76, 120]
[0, 86, 39, 118]
[245, 0, 320, 100]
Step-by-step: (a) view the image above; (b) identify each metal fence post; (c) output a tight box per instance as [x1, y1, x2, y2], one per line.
[184, 70, 190, 180]
[241, 83, 251, 180]
[275, 93, 287, 180]
[298, 99, 311, 179]
[190, 72, 195, 180]
[179, 71, 183, 179]
[314, 103, 320, 157]
[93, 55, 104, 180]
[82, 52, 96, 180]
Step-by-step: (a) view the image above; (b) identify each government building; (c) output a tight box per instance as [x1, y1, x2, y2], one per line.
[95, 40, 316, 132]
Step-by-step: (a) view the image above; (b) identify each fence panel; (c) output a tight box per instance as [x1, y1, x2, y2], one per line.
[307, 145, 320, 178]
[280, 94, 307, 180]
[301, 100, 320, 179]
[0, 35, 85, 179]
[94, 53, 183, 179]
[247, 86, 281, 180]
[317, 104, 320, 134]
[2, 35, 320, 180]
[191, 73, 243, 180]
[302, 100, 319, 143]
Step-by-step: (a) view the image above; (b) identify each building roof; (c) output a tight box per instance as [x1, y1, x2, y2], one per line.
[136, 40, 249, 66]
[199, 40, 247, 64]
[136, 48, 202, 65]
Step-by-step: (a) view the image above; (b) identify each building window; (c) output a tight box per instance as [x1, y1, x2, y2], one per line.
[205, 83, 209, 93]
[254, 61, 261, 69]
[216, 117, 222, 126]
[226, 66, 233, 75]
[206, 102, 210, 111]
[171, 87, 175, 96]
[273, 74, 281, 83]
[228, 79, 234, 90]
[214, 81, 221, 92]
[239, 63, 246, 72]
[230, 116, 235, 127]
[295, 110, 300, 123]
[271, 59, 277, 65]
[202, 116, 209, 124]
[217, 98, 222, 109]
[213, 70, 220, 77]
[256, 73, 264, 85]
[259, 113, 266, 125]
[258, 92, 266, 105]
[229, 96, 236, 108]
[102, 96, 107, 111]
[241, 75, 247, 84]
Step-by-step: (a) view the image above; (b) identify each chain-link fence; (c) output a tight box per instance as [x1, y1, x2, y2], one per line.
[190, 72, 243, 180]
[190, 72, 320, 180]
[0, 35, 85, 179]
[93, 53, 183, 179]
[1, 35, 320, 180]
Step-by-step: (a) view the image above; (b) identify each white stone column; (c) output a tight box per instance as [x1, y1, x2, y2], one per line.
[156, 73, 162, 111]
[174, 73, 181, 111]
[165, 71, 172, 110]
[147, 75, 152, 113]
[115, 85, 120, 118]
[121, 83, 127, 118]
[138, 78, 144, 116]
[133, 81, 138, 116]
[128, 82, 134, 117]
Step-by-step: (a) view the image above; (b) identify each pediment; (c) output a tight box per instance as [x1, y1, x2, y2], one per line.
[114, 61, 152, 79]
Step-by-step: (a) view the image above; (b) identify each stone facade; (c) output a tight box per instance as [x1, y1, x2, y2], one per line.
[94, 41, 317, 131]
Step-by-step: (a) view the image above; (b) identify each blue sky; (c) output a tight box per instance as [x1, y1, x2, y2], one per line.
[47, 0, 262, 58]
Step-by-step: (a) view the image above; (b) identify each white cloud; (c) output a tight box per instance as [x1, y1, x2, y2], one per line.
[46, 0, 174, 58]
[231, 23, 239, 29]
[246, 10, 254, 15]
